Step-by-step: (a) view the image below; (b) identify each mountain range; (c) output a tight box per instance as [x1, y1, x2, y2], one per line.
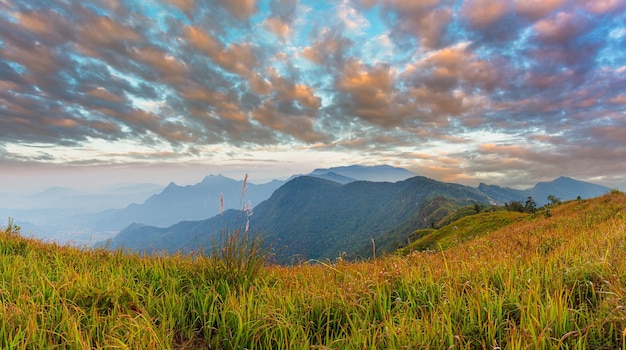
[103, 172, 610, 264]
[1, 165, 415, 244]
[78, 175, 285, 231]
[2, 165, 611, 252]
[307, 164, 416, 183]
[76, 165, 417, 232]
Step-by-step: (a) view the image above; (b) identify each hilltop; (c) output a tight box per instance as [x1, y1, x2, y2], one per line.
[105, 174, 610, 262]
[1, 191, 625, 348]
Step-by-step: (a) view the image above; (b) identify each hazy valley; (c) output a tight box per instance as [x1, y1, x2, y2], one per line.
[1, 165, 611, 263]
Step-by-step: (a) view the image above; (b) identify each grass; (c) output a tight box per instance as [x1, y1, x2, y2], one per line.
[399, 210, 528, 253]
[1, 192, 626, 349]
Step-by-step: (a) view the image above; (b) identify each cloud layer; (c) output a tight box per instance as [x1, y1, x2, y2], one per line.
[0, 0, 625, 187]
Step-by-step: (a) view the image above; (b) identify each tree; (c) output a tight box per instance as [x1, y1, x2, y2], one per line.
[545, 208, 552, 218]
[506, 200, 525, 213]
[547, 194, 561, 205]
[474, 203, 482, 214]
[525, 196, 537, 213]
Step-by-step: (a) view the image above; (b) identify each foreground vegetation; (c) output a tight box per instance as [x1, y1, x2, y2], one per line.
[1, 192, 626, 349]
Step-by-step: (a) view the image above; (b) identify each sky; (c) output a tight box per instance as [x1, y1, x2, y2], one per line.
[1, 0, 625, 192]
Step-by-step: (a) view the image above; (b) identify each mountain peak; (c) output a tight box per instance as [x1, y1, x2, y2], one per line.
[308, 164, 415, 183]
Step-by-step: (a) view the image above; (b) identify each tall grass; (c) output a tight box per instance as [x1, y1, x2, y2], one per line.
[0, 192, 625, 348]
[203, 174, 269, 290]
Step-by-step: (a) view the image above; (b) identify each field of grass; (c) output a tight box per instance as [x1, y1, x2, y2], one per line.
[399, 210, 528, 253]
[1, 192, 626, 349]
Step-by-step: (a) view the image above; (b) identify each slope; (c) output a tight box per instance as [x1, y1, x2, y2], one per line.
[107, 175, 491, 262]
[2, 192, 625, 348]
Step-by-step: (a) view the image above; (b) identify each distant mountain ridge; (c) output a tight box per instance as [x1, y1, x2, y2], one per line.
[307, 164, 416, 183]
[478, 176, 609, 206]
[84, 165, 417, 232]
[103, 174, 610, 263]
[81, 175, 285, 231]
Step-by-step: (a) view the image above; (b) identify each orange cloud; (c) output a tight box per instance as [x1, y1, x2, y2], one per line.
[534, 12, 583, 43]
[252, 102, 325, 143]
[386, 1, 452, 49]
[265, 17, 292, 39]
[514, 0, 566, 19]
[87, 87, 123, 104]
[79, 14, 140, 48]
[217, 0, 258, 20]
[609, 94, 626, 104]
[267, 69, 322, 110]
[131, 47, 188, 83]
[185, 26, 258, 76]
[462, 0, 510, 28]
[580, 0, 625, 14]
[336, 60, 400, 125]
[168, 0, 195, 15]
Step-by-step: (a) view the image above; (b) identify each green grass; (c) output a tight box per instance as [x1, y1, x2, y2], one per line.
[400, 210, 528, 253]
[1, 192, 626, 349]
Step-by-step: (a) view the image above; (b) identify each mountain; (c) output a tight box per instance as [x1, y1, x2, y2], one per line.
[528, 176, 609, 204]
[307, 164, 416, 183]
[83, 175, 285, 231]
[104, 175, 490, 262]
[308, 171, 356, 184]
[476, 176, 610, 206]
[104, 174, 611, 263]
[82, 167, 414, 234]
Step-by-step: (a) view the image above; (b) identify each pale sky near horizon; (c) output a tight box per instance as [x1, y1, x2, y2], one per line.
[1, 0, 625, 193]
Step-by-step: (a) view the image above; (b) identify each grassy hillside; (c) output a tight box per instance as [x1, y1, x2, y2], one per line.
[399, 210, 528, 253]
[1, 192, 626, 348]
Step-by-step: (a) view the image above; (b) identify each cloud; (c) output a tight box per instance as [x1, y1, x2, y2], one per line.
[337, 0, 371, 33]
[265, 16, 293, 39]
[0, 0, 624, 189]
[334, 59, 403, 127]
[301, 31, 353, 69]
[533, 11, 587, 43]
[581, 0, 626, 14]
[264, 0, 298, 39]
[218, 0, 258, 20]
[381, 0, 453, 49]
[514, 0, 566, 19]
[184, 25, 259, 76]
[167, 0, 196, 16]
[462, 0, 510, 28]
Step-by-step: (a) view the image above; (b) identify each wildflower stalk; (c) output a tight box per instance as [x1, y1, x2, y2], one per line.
[209, 174, 267, 288]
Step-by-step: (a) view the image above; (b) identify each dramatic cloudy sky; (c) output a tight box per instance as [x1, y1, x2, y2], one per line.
[1, 0, 625, 191]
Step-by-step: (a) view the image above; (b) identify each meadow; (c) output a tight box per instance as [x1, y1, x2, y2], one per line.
[1, 191, 625, 349]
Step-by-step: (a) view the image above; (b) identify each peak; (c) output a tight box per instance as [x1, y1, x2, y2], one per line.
[200, 174, 235, 184]
[554, 176, 574, 181]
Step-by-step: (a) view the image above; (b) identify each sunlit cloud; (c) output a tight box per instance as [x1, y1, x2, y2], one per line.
[0, 0, 625, 190]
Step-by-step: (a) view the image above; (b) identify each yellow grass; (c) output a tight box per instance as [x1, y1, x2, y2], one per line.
[1, 192, 625, 348]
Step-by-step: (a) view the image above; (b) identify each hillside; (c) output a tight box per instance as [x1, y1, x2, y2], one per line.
[1, 191, 625, 348]
[104, 175, 609, 263]
[106, 176, 491, 262]
[399, 210, 528, 253]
